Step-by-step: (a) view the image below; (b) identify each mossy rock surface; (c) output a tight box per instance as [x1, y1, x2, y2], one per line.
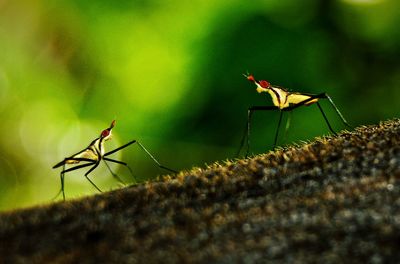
[0, 119, 399, 263]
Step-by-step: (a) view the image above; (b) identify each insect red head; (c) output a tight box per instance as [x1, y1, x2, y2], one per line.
[259, 80, 270, 88]
[101, 129, 110, 138]
[110, 120, 116, 128]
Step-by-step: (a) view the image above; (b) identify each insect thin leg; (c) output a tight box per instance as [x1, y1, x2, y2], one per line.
[325, 94, 352, 128]
[52, 187, 62, 201]
[103, 140, 137, 157]
[62, 165, 65, 201]
[273, 111, 284, 149]
[59, 162, 101, 195]
[235, 108, 253, 158]
[285, 92, 351, 133]
[84, 175, 102, 193]
[61, 162, 97, 174]
[136, 141, 177, 173]
[282, 111, 292, 143]
[246, 108, 254, 157]
[103, 157, 138, 183]
[84, 162, 102, 192]
[236, 121, 249, 157]
[54, 163, 95, 201]
[239, 106, 280, 156]
[52, 166, 64, 201]
[316, 102, 336, 135]
[103, 159, 127, 185]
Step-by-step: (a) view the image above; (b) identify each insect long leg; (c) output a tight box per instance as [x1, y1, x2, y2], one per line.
[61, 167, 65, 200]
[246, 108, 254, 157]
[324, 94, 352, 128]
[103, 160, 126, 185]
[61, 162, 97, 174]
[84, 175, 102, 192]
[316, 102, 336, 134]
[236, 122, 248, 157]
[104, 140, 137, 157]
[283, 92, 351, 135]
[136, 141, 178, 173]
[282, 111, 292, 144]
[84, 161, 103, 192]
[64, 162, 98, 198]
[285, 92, 351, 128]
[52, 165, 65, 201]
[103, 158, 138, 184]
[273, 111, 284, 149]
[59, 158, 103, 194]
[237, 106, 279, 157]
[53, 162, 96, 201]
[104, 140, 177, 174]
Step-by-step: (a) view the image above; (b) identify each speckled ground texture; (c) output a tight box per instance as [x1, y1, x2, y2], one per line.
[0, 119, 399, 263]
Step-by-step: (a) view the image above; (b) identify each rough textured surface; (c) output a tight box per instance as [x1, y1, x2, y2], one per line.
[0, 119, 399, 263]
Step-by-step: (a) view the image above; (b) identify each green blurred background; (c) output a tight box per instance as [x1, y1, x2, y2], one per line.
[0, 0, 399, 210]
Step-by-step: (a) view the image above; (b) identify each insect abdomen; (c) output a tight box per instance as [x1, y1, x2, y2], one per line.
[287, 94, 318, 106]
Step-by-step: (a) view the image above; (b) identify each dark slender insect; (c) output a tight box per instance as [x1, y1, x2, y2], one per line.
[53, 120, 177, 200]
[238, 73, 351, 157]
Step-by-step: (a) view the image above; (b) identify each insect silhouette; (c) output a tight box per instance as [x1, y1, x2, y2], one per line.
[238, 73, 351, 157]
[53, 120, 177, 200]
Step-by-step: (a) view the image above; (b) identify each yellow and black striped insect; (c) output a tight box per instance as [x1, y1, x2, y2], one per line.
[238, 73, 351, 156]
[53, 120, 176, 200]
